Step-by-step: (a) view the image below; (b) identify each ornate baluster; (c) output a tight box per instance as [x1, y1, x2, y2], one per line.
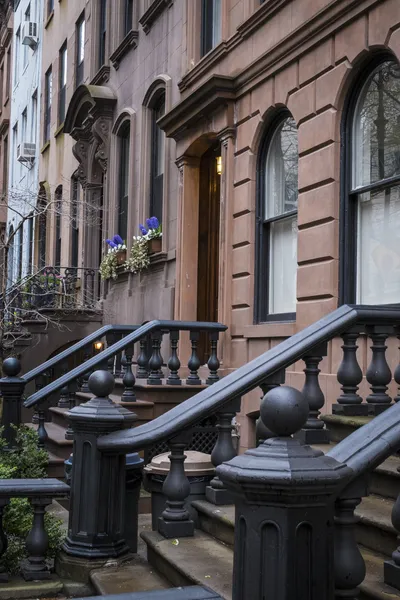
[394, 327, 400, 403]
[32, 374, 44, 424]
[167, 331, 181, 385]
[186, 331, 201, 385]
[115, 334, 125, 378]
[148, 332, 164, 385]
[256, 369, 285, 446]
[80, 346, 92, 393]
[37, 410, 48, 448]
[206, 331, 220, 385]
[137, 336, 150, 379]
[58, 361, 71, 408]
[21, 498, 52, 581]
[0, 500, 9, 582]
[206, 397, 241, 505]
[333, 329, 366, 415]
[0, 358, 25, 449]
[334, 477, 368, 599]
[65, 381, 77, 441]
[365, 325, 393, 415]
[122, 344, 136, 401]
[106, 332, 117, 375]
[158, 433, 195, 539]
[296, 342, 329, 444]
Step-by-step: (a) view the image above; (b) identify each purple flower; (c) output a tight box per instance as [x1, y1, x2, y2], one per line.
[113, 234, 124, 245]
[139, 224, 148, 235]
[106, 239, 117, 248]
[150, 216, 159, 229]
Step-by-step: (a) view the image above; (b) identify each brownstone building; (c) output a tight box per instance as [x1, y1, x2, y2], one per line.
[31, 0, 400, 449]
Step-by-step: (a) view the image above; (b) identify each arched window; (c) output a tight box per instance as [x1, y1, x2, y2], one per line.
[117, 122, 130, 242]
[255, 113, 299, 322]
[150, 93, 165, 222]
[341, 57, 400, 305]
[55, 185, 62, 270]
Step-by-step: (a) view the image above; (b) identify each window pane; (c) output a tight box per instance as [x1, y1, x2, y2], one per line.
[268, 215, 298, 314]
[212, 0, 221, 48]
[118, 126, 130, 241]
[356, 185, 400, 304]
[353, 60, 400, 189]
[265, 116, 298, 218]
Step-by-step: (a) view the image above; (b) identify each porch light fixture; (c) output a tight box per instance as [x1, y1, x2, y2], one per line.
[93, 341, 104, 352]
[216, 155, 222, 175]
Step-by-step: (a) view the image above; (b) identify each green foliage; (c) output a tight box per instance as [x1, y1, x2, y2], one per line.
[0, 426, 65, 574]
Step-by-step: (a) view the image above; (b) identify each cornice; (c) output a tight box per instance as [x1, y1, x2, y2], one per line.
[178, 0, 382, 95]
[0, 117, 9, 135]
[110, 30, 138, 70]
[139, 0, 173, 35]
[158, 74, 235, 140]
[90, 65, 111, 86]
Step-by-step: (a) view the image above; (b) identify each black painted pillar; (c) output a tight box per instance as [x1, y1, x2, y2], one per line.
[218, 386, 352, 600]
[61, 370, 137, 559]
[0, 358, 25, 449]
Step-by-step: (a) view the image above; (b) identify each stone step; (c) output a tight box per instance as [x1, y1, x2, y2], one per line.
[192, 501, 234, 547]
[47, 450, 67, 479]
[355, 495, 397, 558]
[323, 414, 373, 443]
[26, 422, 73, 460]
[141, 530, 233, 600]
[360, 547, 400, 599]
[91, 561, 171, 596]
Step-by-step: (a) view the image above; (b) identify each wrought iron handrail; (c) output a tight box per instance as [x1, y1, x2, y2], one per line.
[97, 304, 400, 452]
[23, 320, 228, 409]
[23, 324, 139, 384]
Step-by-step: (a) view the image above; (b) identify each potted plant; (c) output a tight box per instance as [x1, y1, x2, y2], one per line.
[139, 217, 162, 255]
[100, 235, 127, 281]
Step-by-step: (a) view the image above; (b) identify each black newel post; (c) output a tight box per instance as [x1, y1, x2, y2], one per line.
[167, 331, 181, 385]
[296, 342, 329, 444]
[158, 432, 195, 539]
[148, 332, 164, 385]
[21, 498, 52, 581]
[333, 329, 366, 415]
[365, 325, 393, 415]
[0, 499, 9, 582]
[207, 332, 220, 385]
[206, 397, 241, 506]
[122, 344, 136, 401]
[60, 370, 136, 562]
[384, 474, 400, 590]
[334, 477, 367, 599]
[187, 331, 201, 385]
[0, 358, 25, 449]
[256, 369, 285, 445]
[218, 386, 352, 600]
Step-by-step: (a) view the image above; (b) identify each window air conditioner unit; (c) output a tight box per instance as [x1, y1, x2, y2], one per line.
[17, 142, 36, 165]
[22, 22, 38, 49]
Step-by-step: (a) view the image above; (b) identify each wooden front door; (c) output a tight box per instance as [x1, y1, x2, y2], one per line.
[197, 144, 221, 364]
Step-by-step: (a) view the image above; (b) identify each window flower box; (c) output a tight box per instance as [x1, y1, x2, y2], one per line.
[148, 238, 162, 255]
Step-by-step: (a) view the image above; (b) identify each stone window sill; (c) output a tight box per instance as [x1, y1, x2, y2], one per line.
[139, 0, 173, 34]
[54, 123, 64, 138]
[45, 10, 54, 29]
[41, 140, 50, 154]
[110, 30, 139, 70]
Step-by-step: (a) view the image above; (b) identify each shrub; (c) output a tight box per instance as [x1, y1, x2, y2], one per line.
[0, 426, 65, 574]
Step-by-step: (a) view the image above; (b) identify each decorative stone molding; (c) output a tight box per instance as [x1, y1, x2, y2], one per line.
[178, 0, 377, 94]
[91, 65, 111, 86]
[158, 75, 235, 140]
[139, 0, 173, 35]
[110, 30, 139, 70]
[0, 117, 9, 136]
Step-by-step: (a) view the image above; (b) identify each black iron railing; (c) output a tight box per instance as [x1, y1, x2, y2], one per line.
[2, 267, 100, 331]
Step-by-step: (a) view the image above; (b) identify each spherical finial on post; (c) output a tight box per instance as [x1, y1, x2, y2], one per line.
[88, 370, 115, 398]
[260, 386, 309, 437]
[2, 357, 21, 378]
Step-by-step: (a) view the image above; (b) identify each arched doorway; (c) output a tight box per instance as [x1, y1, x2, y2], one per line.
[197, 143, 221, 362]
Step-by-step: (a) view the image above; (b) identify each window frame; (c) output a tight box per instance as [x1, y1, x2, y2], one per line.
[117, 121, 130, 242]
[58, 42, 67, 125]
[201, 0, 222, 58]
[75, 13, 85, 87]
[44, 67, 52, 144]
[255, 110, 299, 323]
[339, 52, 400, 306]
[149, 93, 165, 223]
[98, 0, 107, 69]
[124, 0, 133, 36]
[27, 213, 33, 273]
[47, 0, 54, 18]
